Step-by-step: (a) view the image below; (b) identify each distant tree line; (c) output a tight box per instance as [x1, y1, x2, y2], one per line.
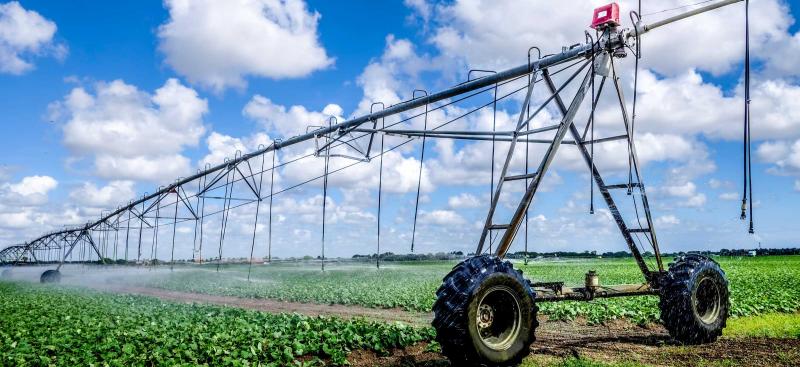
[507, 248, 800, 258]
[716, 248, 800, 256]
[352, 250, 647, 261]
[352, 251, 466, 262]
[351, 247, 800, 261]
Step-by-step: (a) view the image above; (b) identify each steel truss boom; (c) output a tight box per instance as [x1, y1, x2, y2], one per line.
[2, 0, 745, 275]
[7, 43, 596, 257]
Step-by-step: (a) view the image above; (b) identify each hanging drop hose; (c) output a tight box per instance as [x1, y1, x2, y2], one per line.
[246, 145, 268, 281]
[525, 47, 540, 265]
[321, 118, 333, 271]
[410, 90, 429, 253]
[742, 0, 755, 233]
[372, 103, 385, 269]
[587, 31, 596, 215]
[377, 118, 384, 269]
[267, 145, 277, 263]
[489, 83, 498, 253]
[628, 2, 643, 196]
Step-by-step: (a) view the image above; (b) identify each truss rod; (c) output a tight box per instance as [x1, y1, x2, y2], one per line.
[542, 70, 654, 279]
[491, 68, 594, 257]
[9, 43, 593, 252]
[634, 0, 743, 36]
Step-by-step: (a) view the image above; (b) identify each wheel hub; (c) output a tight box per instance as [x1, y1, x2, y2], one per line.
[475, 285, 522, 351]
[477, 304, 494, 329]
[694, 276, 722, 324]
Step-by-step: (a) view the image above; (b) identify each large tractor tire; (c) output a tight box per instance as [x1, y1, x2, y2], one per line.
[433, 255, 538, 366]
[659, 254, 729, 344]
[40, 269, 61, 284]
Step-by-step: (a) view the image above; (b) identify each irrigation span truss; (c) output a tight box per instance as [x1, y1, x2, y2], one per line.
[2, 0, 753, 285]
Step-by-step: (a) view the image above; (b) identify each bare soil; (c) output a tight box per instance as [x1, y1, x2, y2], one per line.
[529, 318, 800, 367]
[92, 285, 800, 367]
[92, 284, 432, 325]
[347, 318, 800, 367]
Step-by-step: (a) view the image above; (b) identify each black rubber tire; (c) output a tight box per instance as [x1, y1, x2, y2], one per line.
[659, 254, 729, 344]
[432, 255, 538, 366]
[40, 269, 61, 284]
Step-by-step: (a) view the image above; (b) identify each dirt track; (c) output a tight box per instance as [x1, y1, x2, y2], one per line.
[349, 320, 800, 367]
[94, 286, 800, 367]
[98, 285, 431, 325]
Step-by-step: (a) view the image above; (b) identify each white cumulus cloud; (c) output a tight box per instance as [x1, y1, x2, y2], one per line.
[52, 78, 208, 183]
[757, 139, 800, 175]
[655, 215, 680, 227]
[0, 1, 65, 74]
[4, 175, 57, 197]
[419, 209, 466, 226]
[659, 181, 707, 208]
[1, 175, 58, 206]
[243, 95, 342, 139]
[158, 0, 333, 91]
[448, 193, 481, 209]
[355, 35, 435, 114]
[68, 181, 136, 208]
[200, 131, 272, 168]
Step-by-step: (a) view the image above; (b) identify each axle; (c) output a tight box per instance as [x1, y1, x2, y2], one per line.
[534, 282, 655, 302]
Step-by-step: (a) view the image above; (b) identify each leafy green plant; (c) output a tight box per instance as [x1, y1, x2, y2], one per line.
[124, 256, 800, 325]
[0, 282, 435, 366]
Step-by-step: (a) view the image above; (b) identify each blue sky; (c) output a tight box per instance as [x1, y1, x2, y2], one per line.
[1, 0, 799, 260]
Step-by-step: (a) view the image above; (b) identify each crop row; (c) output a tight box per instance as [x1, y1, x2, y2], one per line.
[122, 256, 800, 325]
[0, 282, 434, 366]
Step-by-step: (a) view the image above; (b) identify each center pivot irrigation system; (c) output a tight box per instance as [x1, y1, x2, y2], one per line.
[2, 0, 756, 365]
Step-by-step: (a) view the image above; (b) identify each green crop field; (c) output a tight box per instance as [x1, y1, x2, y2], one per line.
[0, 282, 434, 366]
[2, 256, 799, 366]
[115, 255, 800, 325]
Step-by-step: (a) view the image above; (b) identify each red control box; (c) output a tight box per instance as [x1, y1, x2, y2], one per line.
[591, 3, 621, 29]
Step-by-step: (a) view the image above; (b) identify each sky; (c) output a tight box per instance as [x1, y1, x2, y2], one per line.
[0, 0, 799, 261]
